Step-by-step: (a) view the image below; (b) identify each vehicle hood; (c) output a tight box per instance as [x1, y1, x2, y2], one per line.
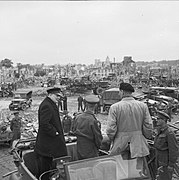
[11, 98, 26, 102]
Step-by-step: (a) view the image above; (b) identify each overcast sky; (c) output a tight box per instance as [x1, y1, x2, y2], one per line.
[0, 1, 179, 66]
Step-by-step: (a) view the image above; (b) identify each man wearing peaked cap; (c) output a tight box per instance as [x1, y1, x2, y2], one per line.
[84, 94, 99, 104]
[154, 110, 178, 180]
[72, 94, 103, 160]
[47, 87, 62, 94]
[34, 86, 67, 178]
[46, 87, 64, 108]
[83, 95, 99, 111]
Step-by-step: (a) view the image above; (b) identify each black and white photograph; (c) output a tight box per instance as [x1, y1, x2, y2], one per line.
[0, 1, 179, 180]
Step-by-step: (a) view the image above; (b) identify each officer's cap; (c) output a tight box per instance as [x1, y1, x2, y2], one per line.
[157, 111, 171, 122]
[84, 95, 99, 104]
[119, 82, 135, 93]
[47, 87, 62, 95]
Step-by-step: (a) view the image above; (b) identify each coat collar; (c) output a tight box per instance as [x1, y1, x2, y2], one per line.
[84, 110, 95, 116]
[121, 96, 135, 101]
[46, 97, 58, 110]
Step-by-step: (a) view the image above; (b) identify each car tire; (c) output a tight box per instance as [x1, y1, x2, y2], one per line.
[96, 87, 104, 95]
[105, 106, 110, 113]
[21, 104, 27, 111]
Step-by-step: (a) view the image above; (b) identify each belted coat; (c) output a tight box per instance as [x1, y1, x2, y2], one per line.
[34, 97, 67, 158]
[154, 126, 179, 167]
[73, 110, 103, 159]
[154, 126, 179, 180]
[106, 97, 153, 158]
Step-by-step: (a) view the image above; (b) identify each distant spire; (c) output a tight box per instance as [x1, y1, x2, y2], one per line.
[106, 56, 110, 62]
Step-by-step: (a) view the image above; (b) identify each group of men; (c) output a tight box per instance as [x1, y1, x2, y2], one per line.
[15, 82, 179, 180]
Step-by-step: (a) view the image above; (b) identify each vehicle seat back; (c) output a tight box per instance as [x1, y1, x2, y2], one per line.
[23, 151, 39, 178]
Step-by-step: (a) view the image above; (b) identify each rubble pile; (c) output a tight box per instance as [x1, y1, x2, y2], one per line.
[0, 105, 39, 140]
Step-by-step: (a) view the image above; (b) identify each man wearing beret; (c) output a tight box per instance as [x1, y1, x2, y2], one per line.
[73, 94, 103, 160]
[106, 82, 153, 176]
[154, 111, 179, 180]
[34, 87, 67, 179]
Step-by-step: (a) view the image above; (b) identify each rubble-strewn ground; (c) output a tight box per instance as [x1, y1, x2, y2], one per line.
[0, 86, 179, 179]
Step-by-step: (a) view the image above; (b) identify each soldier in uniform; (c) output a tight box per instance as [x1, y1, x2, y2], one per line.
[154, 111, 179, 180]
[73, 94, 103, 160]
[10, 111, 22, 146]
[62, 110, 72, 134]
[63, 94, 68, 111]
[77, 95, 84, 112]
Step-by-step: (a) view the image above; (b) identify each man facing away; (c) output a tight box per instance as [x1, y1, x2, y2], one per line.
[106, 82, 153, 176]
[34, 87, 67, 179]
[73, 94, 103, 160]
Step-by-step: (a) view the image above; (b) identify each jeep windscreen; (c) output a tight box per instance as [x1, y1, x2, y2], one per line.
[12, 100, 21, 103]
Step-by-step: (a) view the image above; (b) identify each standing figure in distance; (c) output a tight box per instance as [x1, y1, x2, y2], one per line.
[154, 111, 179, 180]
[106, 82, 153, 177]
[77, 95, 84, 112]
[63, 94, 68, 111]
[10, 111, 22, 147]
[34, 87, 67, 179]
[73, 95, 103, 160]
[57, 98, 63, 111]
[62, 110, 72, 134]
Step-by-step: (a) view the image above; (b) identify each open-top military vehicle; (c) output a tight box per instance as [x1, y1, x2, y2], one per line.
[4, 135, 157, 180]
[9, 90, 32, 111]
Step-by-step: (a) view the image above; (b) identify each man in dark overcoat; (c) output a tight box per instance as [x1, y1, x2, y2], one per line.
[34, 87, 67, 179]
